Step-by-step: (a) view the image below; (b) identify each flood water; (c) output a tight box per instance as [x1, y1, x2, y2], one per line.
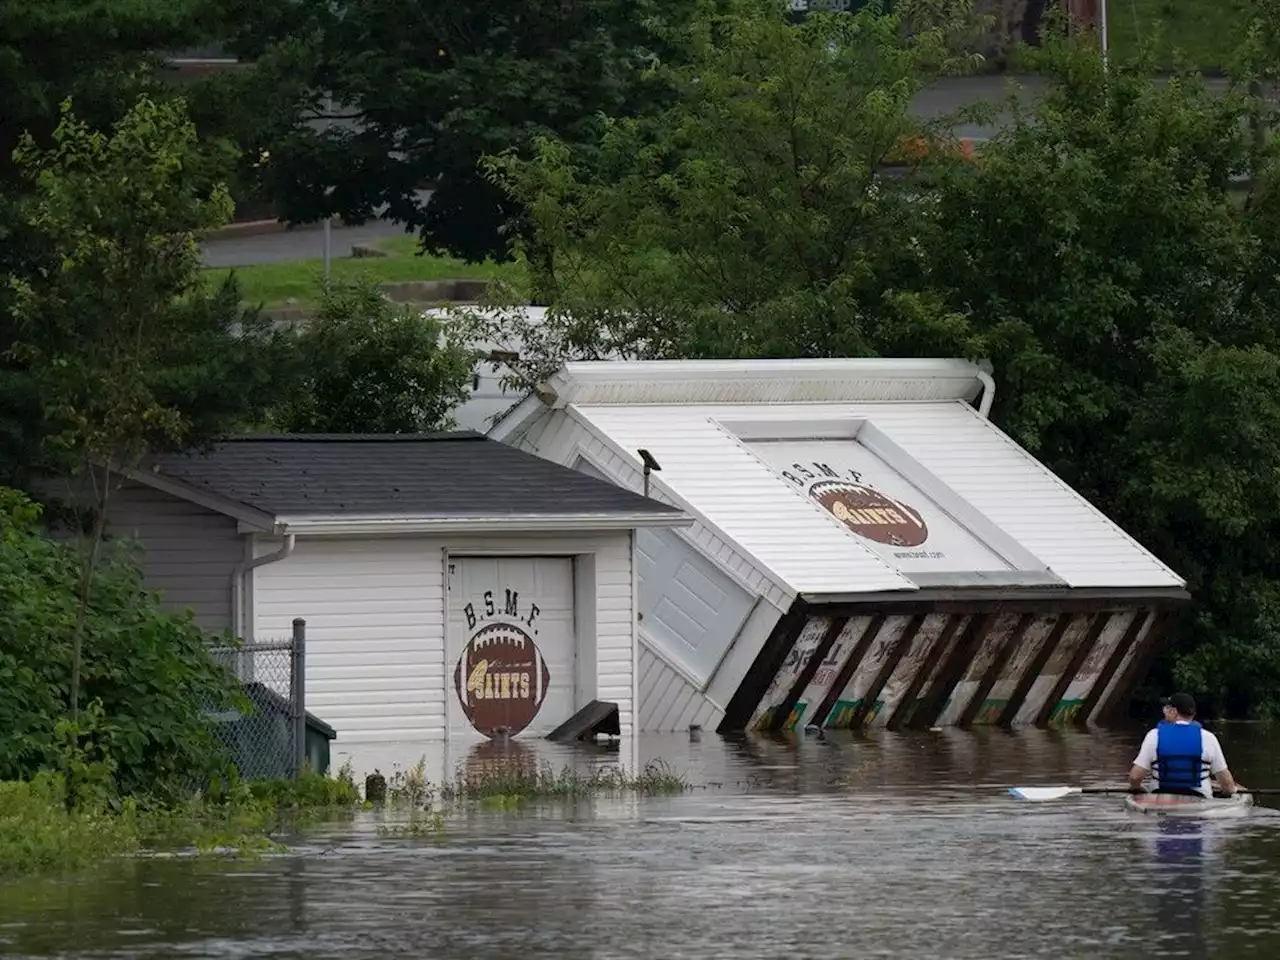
[5, 725, 1280, 959]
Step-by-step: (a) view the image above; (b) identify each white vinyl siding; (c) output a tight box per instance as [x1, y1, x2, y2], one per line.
[636, 525, 756, 682]
[251, 537, 447, 743]
[637, 639, 725, 732]
[573, 405, 914, 596]
[487, 361, 1182, 734]
[575, 456, 756, 684]
[250, 531, 635, 758]
[525, 411, 795, 612]
[569, 402, 1181, 592]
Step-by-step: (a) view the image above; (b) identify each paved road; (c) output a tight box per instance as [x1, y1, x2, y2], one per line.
[201, 218, 408, 269]
[200, 74, 1239, 267]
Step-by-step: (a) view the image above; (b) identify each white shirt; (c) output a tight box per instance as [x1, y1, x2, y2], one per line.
[1132, 720, 1228, 798]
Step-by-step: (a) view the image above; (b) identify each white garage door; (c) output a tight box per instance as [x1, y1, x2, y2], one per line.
[447, 556, 576, 740]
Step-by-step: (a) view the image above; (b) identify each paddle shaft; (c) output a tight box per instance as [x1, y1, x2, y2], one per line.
[1079, 787, 1144, 795]
[1085, 787, 1279, 796]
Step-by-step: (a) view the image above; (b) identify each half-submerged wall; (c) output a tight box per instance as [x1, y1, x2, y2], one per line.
[724, 599, 1174, 734]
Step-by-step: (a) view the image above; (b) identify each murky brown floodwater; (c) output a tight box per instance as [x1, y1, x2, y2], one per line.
[4, 726, 1280, 959]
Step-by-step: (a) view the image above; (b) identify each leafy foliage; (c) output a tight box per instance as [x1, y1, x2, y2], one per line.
[920, 40, 1280, 716]
[9, 95, 289, 478]
[0, 0, 210, 193]
[6, 94, 295, 724]
[268, 277, 477, 433]
[214, 0, 705, 262]
[463, 0, 984, 386]
[0, 762, 362, 877]
[0, 0, 230, 486]
[0, 488, 242, 800]
[0, 772, 140, 877]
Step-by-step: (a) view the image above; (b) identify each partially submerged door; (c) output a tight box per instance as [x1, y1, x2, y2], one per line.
[447, 556, 576, 740]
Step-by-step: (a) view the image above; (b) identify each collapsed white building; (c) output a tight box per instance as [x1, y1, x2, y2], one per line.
[487, 358, 1188, 734]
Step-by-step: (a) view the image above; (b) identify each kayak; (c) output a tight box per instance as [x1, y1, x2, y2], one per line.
[1122, 791, 1254, 820]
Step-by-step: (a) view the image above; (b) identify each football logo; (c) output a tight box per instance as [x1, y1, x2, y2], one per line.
[807, 478, 929, 547]
[454, 621, 551, 737]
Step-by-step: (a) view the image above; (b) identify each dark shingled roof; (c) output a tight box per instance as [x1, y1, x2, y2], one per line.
[144, 432, 681, 519]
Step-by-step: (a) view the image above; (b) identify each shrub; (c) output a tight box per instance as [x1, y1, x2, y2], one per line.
[0, 487, 243, 800]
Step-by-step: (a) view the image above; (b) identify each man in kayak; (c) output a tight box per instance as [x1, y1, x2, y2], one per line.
[1128, 693, 1239, 798]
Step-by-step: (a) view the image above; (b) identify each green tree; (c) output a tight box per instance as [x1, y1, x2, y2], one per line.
[7, 95, 292, 724]
[0, 0, 212, 190]
[460, 0, 982, 390]
[213, 0, 708, 263]
[269, 277, 477, 433]
[919, 37, 1280, 717]
[0, 1, 246, 489]
[0, 487, 241, 800]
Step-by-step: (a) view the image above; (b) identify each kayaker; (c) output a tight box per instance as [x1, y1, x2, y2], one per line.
[1127, 693, 1239, 798]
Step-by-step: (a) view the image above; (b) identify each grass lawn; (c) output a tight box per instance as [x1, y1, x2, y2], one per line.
[203, 234, 524, 309]
[1105, 0, 1249, 70]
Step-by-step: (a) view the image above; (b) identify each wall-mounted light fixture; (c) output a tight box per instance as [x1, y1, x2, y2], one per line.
[637, 448, 662, 498]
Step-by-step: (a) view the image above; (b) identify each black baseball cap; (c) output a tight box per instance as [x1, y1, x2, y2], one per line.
[1161, 692, 1197, 715]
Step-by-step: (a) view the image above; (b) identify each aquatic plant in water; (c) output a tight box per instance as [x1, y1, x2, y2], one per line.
[439, 759, 690, 804]
[367, 757, 689, 833]
[0, 762, 365, 877]
[0, 773, 140, 876]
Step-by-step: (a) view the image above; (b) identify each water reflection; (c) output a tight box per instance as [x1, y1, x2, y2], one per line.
[1144, 819, 1215, 956]
[4, 727, 1280, 959]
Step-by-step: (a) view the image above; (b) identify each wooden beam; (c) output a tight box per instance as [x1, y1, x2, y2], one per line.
[847, 615, 925, 729]
[909, 612, 997, 730]
[766, 616, 850, 733]
[1075, 608, 1151, 728]
[957, 612, 1035, 728]
[808, 589, 1188, 619]
[812, 614, 885, 729]
[1099, 607, 1178, 725]
[997, 614, 1075, 728]
[718, 600, 810, 733]
[1034, 612, 1111, 727]
[885, 614, 964, 730]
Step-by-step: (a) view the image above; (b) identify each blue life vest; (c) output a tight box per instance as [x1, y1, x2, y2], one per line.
[1154, 720, 1207, 793]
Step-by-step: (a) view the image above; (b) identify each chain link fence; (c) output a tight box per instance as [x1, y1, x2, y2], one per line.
[204, 618, 308, 782]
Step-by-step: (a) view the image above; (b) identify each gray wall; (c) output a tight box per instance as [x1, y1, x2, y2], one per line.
[38, 476, 246, 635]
[104, 480, 244, 634]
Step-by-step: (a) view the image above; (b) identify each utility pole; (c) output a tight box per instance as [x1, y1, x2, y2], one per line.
[1100, 0, 1109, 69]
[322, 95, 335, 290]
[323, 215, 332, 289]
[1067, 0, 1107, 69]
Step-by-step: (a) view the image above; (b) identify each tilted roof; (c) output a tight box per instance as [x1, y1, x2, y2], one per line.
[492, 360, 1186, 596]
[135, 431, 684, 528]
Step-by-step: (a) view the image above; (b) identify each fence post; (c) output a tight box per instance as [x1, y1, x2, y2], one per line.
[291, 618, 306, 779]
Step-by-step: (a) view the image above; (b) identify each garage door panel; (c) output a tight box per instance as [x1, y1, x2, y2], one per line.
[448, 556, 576, 740]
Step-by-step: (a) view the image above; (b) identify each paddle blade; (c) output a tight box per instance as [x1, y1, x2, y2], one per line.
[1008, 786, 1082, 802]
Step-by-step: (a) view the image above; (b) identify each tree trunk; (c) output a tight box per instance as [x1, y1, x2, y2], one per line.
[67, 459, 113, 727]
